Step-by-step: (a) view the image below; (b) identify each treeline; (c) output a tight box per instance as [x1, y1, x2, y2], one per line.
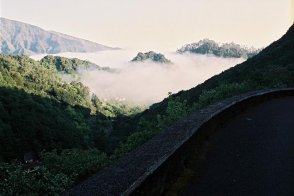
[177, 39, 261, 58]
[40, 55, 113, 74]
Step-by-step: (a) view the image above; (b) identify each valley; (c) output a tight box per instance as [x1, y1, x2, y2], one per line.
[0, 1, 292, 194]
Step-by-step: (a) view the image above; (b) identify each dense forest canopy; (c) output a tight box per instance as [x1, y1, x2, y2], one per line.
[0, 54, 145, 160]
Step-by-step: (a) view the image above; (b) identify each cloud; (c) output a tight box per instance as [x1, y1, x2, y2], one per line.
[31, 50, 244, 105]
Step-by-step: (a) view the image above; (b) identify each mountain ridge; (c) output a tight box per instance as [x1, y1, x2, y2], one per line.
[40, 55, 114, 75]
[177, 39, 261, 59]
[0, 17, 118, 55]
[131, 51, 172, 64]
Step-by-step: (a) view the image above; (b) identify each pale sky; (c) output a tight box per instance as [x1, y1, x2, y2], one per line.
[1, 0, 293, 50]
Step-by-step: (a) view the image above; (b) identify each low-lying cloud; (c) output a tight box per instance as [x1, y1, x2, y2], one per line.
[32, 50, 244, 105]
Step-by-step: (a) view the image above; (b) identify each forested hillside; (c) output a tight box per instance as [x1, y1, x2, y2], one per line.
[0, 55, 144, 194]
[40, 55, 113, 74]
[1, 23, 293, 195]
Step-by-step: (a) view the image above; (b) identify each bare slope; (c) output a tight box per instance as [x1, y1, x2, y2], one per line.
[0, 18, 117, 55]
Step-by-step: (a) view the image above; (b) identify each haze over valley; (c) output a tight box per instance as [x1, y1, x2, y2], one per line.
[1, 14, 289, 105]
[31, 50, 244, 104]
[1, 17, 247, 105]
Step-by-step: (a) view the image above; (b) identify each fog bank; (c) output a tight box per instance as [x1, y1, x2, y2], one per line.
[31, 50, 244, 105]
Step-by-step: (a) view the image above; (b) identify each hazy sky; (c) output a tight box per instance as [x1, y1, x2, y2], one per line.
[1, 0, 293, 50]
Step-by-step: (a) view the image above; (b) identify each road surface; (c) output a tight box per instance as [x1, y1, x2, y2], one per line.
[181, 96, 294, 196]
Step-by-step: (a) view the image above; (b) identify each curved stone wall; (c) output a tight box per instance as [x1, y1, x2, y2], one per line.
[65, 88, 294, 196]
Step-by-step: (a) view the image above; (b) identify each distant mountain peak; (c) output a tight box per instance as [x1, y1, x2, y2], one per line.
[131, 51, 172, 64]
[0, 17, 118, 55]
[177, 39, 261, 59]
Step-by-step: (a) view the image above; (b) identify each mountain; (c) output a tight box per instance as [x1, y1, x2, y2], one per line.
[131, 51, 172, 64]
[177, 39, 261, 59]
[0, 18, 117, 55]
[40, 55, 113, 74]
